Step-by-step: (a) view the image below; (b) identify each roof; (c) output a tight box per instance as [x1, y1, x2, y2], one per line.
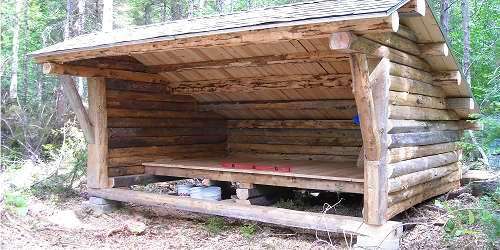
[31, 0, 408, 58]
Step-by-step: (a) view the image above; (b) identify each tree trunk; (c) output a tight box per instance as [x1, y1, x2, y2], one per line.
[440, 0, 451, 40]
[187, 0, 195, 18]
[64, 0, 73, 39]
[215, 0, 224, 13]
[9, 0, 24, 101]
[22, 0, 29, 102]
[161, 1, 167, 22]
[461, 0, 471, 82]
[170, 1, 183, 20]
[76, 0, 86, 96]
[102, 0, 113, 32]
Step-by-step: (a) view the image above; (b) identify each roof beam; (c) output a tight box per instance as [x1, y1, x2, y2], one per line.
[329, 32, 431, 71]
[398, 0, 426, 17]
[43, 63, 168, 84]
[34, 14, 399, 63]
[170, 74, 352, 95]
[144, 51, 348, 73]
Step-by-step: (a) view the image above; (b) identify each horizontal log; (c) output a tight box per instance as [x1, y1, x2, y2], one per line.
[388, 130, 462, 148]
[389, 91, 446, 109]
[446, 97, 479, 118]
[329, 32, 430, 71]
[106, 79, 169, 93]
[396, 25, 417, 42]
[389, 105, 459, 120]
[446, 97, 476, 110]
[432, 71, 462, 86]
[109, 150, 226, 167]
[109, 175, 181, 187]
[107, 100, 197, 111]
[228, 128, 361, 138]
[390, 76, 445, 97]
[229, 152, 359, 162]
[362, 33, 420, 56]
[388, 163, 459, 193]
[388, 151, 461, 177]
[36, 15, 400, 63]
[228, 134, 362, 146]
[107, 90, 195, 102]
[88, 188, 402, 238]
[148, 52, 348, 73]
[109, 135, 227, 148]
[388, 142, 459, 163]
[389, 63, 433, 83]
[228, 143, 361, 155]
[386, 180, 459, 219]
[69, 57, 148, 72]
[109, 144, 227, 158]
[146, 165, 364, 193]
[227, 120, 359, 129]
[171, 74, 352, 95]
[199, 100, 356, 111]
[109, 127, 226, 137]
[387, 119, 480, 133]
[388, 171, 460, 205]
[107, 118, 226, 128]
[216, 109, 357, 120]
[108, 165, 145, 177]
[107, 108, 223, 119]
[398, 0, 426, 17]
[417, 43, 449, 56]
[43, 63, 167, 84]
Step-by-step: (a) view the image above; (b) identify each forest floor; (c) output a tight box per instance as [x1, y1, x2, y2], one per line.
[0, 181, 498, 249]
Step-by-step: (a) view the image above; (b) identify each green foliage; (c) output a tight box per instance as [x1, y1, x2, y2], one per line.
[240, 223, 257, 239]
[30, 122, 87, 198]
[204, 217, 226, 234]
[4, 191, 29, 216]
[435, 187, 500, 246]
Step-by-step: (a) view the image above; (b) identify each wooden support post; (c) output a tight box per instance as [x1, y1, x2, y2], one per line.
[59, 75, 94, 143]
[348, 54, 390, 225]
[87, 77, 109, 188]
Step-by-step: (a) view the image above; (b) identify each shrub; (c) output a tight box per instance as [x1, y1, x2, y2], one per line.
[436, 187, 500, 247]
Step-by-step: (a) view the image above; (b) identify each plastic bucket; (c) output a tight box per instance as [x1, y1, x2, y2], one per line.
[177, 184, 193, 196]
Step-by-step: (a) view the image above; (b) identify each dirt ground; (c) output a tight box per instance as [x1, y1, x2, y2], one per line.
[0, 187, 495, 250]
[0, 195, 350, 249]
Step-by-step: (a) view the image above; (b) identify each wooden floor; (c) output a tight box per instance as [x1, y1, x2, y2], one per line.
[143, 157, 364, 193]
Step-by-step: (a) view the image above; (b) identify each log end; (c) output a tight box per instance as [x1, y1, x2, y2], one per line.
[329, 32, 356, 50]
[42, 62, 56, 74]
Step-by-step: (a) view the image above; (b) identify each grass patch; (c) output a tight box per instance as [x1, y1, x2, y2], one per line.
[240, 223, 257, 239]
[204, 217, 226, 235]
[4, 191, 29, 216]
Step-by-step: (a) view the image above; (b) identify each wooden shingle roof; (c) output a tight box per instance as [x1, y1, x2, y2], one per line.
[31, 0, 408, 58]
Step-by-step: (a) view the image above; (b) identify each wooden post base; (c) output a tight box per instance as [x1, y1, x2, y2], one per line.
[355, 227, 402, 250]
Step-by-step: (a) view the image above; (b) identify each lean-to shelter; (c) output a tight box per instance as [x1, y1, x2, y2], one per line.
[31, 0, 479, 247]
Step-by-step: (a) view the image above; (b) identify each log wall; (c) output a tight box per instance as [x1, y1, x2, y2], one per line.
[105, 79, 227, 176]
[384, 62, 463, 219]
[227, 120, 361, 162]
